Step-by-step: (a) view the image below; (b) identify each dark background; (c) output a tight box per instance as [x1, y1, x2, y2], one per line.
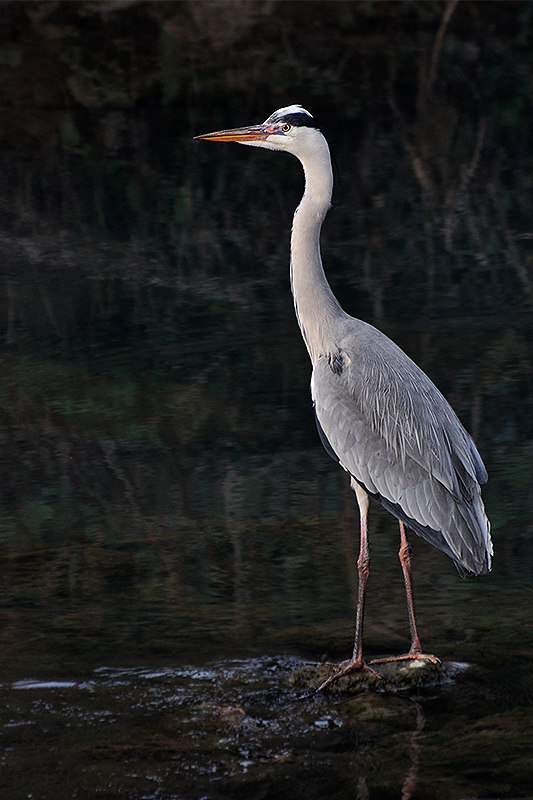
[0, 3, 532, 798]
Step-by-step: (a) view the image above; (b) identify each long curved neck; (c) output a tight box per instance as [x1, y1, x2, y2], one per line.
[290, 135, 345, 364]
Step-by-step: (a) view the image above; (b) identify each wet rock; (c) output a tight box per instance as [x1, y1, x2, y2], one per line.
[288, 659, 469, 694]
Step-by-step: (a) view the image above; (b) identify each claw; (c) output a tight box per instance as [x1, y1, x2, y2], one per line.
[316, 660, 382, 692]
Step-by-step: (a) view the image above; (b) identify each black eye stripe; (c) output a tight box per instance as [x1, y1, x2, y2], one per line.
[267, 111, 319, 129]
[279, 113, 318, 128]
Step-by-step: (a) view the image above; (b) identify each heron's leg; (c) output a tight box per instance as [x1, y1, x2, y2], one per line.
[398, 521, 424, 655]
[317, 482, 381, 691]
[351, 482, 371, 666]
[370, 521, 439, 665]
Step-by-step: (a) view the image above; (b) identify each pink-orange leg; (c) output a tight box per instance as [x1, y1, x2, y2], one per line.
[318, 484, 381, 691]
[370, 521, 440, 665]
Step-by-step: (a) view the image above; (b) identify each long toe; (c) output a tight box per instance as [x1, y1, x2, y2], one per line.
[317, 659, 382, 692]
[369, 651, 440, 665]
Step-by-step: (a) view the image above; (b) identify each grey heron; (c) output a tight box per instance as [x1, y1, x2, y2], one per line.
[195, 105, 492, 688]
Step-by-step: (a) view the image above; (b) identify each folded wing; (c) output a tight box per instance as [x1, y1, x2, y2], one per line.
[311, 324, 492, 576]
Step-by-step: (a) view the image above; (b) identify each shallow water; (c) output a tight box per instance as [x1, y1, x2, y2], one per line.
[1, 653, 532, 800]
[1, 488, 532, 799]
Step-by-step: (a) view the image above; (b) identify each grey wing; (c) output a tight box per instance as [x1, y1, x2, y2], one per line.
[311, 335, 492, 577]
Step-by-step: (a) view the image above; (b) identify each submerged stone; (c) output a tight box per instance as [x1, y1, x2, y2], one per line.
[288, 659, 469, 694]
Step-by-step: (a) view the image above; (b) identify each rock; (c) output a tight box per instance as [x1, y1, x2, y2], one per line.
[288, 659, 469, 694]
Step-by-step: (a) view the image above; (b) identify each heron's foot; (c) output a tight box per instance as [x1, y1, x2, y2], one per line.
[316, 659, 382, 692]
[369, 650, 440, 666]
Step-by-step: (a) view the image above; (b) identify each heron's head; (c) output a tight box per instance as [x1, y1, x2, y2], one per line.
[194, 105, 324, 159]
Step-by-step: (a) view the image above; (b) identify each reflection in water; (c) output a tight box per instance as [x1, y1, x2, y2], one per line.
[401, 700, 425, 800]
[0, 656, 522, 800]
[223, 461, 248, 632]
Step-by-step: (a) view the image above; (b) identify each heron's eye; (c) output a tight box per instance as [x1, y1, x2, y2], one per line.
[281, 123, 291, 133]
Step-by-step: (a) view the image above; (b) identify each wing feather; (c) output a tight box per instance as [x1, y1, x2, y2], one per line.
[311, 325, 492, 576]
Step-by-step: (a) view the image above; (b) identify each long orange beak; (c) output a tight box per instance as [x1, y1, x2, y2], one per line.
[194, 124, 269, 143]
